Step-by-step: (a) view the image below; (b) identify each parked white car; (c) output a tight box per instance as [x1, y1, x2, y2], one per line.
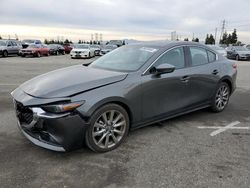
[70, 44, 95, 59]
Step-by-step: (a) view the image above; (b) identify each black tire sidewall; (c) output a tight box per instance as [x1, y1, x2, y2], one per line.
[85, 104, 129, 152]
[3, 51, 8, 57]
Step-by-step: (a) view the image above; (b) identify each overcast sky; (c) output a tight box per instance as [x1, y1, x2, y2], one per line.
[0, 0, 250, 42]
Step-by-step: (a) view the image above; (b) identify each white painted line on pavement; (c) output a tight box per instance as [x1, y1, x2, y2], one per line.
[0, 83, 19, 86]
[198, 126, 250, 130]
[197, 121, 250, 136]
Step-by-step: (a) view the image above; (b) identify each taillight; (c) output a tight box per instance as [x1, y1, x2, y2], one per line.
[232, 63, 237, 69]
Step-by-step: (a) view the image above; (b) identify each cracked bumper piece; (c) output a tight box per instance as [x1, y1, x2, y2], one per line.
[14, 102, 88, 152]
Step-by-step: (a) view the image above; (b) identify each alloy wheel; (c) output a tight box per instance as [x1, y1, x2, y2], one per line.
[215, 85, 229, 111]
[92, 110, 127, 149]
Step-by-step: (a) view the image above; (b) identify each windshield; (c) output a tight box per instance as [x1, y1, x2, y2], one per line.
[234, 46, 248, 51]
[90, 45, 158, 72]
[74, 44, 89, 49]
[28, 44, 39, 48]
[48, 44, 57, 48]
[23, 40, 35, 43]
[104, 45, 116, 50]
[0, 41, 6, 46]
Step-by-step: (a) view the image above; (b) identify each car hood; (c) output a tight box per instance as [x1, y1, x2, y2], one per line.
[72, 49, 89, 52]
[21, 48, 37, 51]
[237, 51, 250, 55]
[20, 65, 127, 98]
[102, 49, 111, 52]
[0, 46, 6, 50]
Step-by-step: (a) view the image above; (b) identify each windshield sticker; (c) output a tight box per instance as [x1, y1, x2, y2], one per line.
[140, 47, 158, 53]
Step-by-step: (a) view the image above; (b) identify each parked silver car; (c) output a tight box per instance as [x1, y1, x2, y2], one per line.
[0, 40, 22, 57]
[207, 45, 227, 57]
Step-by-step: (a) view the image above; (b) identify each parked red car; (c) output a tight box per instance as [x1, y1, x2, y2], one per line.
[19, 44, 49, 57]
[63, 43, 73, 54]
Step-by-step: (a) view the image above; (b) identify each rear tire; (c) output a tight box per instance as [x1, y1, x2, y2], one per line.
[85, 104, 129, 152]
[211, 82, 230, 112]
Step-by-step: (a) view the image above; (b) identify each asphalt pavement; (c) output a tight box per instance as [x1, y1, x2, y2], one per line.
[0, 55, 249, 188]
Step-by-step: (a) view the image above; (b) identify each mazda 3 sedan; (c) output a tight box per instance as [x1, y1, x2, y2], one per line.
[11, 42, 237, 152]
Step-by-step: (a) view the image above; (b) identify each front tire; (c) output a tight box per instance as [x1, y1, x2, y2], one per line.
[2, 50, 8, 57]
[211, 82, 230, 112]
[85, 104, 129, 152]
[236, 55, 239, 61]
[36, 52, 41, 58]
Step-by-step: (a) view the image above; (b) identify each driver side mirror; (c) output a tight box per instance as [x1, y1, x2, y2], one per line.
[150, 63, 175, 75]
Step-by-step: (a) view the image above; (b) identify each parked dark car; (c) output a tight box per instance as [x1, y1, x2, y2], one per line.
[11, 42, 237, 152]
[48, 44, 65, 55]
[226, 46, 250, 61]
[63, 43, 73, 54]
[0, 39, 22, 57]
[22, 39, 42, 48]
[19, 44, 49, 57]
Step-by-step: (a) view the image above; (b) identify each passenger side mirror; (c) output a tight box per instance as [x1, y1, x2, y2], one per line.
[150, 63, 175, 75]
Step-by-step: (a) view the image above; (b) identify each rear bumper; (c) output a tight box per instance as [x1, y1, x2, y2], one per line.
[14, 102, 88, 152]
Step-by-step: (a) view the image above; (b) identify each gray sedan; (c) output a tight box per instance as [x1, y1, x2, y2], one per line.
[11, 41, 237, 152]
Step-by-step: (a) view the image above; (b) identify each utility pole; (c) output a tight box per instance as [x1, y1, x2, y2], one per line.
[214, 28, 217, 44]
[220, 20, 226, 42]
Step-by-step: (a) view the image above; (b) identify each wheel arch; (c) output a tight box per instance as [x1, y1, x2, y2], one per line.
[219, 76, 233, 94]
[86, 97, 133, 126]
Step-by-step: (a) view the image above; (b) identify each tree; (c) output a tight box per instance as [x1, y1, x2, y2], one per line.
[184, 38, 189, 41]
[0, 35, 2, 39]
[235, 41, 242, 46]
[192, 38, 199, 42]
[64, 39, 70, 44]
[90, 41, 93, 44]
[44, 39, 49, 44]
[78, 40, 82, 44]
[231, 29, 237, 44]
[220, 32, 228, 45]
[205, 34, 215, 44]
[226, 34, 232, 45]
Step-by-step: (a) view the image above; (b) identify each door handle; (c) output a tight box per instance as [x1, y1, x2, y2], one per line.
[212, 69, 219, 75]
[180, 75, 190, 82]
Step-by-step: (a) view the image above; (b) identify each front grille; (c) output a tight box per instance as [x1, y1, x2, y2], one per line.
[15, 101, 33, 124]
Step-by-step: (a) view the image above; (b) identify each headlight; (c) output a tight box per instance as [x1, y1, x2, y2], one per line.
[42, 101, 84, 113]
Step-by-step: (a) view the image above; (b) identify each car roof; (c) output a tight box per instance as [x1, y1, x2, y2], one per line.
[128, 41, 207, 49]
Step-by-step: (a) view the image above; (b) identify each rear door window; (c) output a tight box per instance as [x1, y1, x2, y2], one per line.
[189, 47, 209, 66]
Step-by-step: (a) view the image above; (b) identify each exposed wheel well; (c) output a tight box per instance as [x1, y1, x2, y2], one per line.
[221, 79, 232, 94]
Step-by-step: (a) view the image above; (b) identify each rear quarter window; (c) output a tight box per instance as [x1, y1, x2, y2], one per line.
[207, 50, 216, 62]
